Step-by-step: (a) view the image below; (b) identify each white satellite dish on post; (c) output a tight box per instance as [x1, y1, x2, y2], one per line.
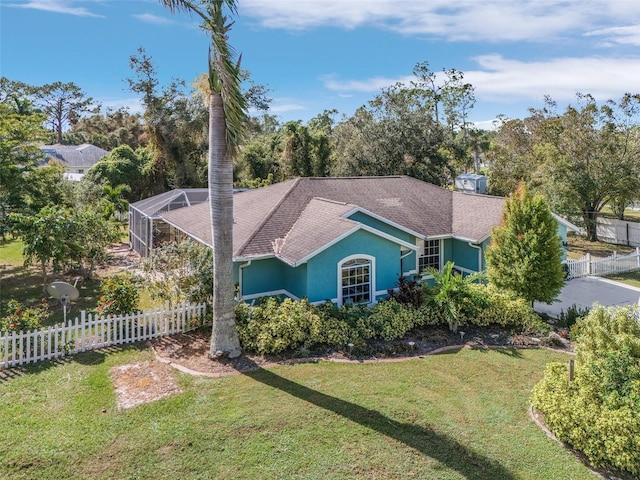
[47, 281, 80, 322]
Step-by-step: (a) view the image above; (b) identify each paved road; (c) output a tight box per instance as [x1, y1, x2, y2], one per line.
[534, 276, 640, 318]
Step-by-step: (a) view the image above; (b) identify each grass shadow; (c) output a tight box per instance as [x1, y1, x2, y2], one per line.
[468, 346, 524, 358]
[0, 342, 149, 381]
[240, 358, 516, 480]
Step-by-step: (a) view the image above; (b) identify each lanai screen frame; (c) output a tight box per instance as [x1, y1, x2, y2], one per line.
[128, 189, 209, 258]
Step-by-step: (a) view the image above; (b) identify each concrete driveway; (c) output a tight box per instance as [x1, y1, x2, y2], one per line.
[534, 276, 640, 318]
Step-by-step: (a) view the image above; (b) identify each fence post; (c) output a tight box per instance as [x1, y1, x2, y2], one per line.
[568, 359, 575, 383]
[586, 253, 591, 275]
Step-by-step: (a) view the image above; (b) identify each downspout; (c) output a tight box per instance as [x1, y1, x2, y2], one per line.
[238, 260, 252, 300]
[400, 249, 413, 275]
[468, 242, 483, 273]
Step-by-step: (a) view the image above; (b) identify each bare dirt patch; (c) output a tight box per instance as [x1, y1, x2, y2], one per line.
[110, 360, 182, 409]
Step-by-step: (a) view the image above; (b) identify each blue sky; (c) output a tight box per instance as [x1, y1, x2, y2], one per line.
[2, 0, 640, 128]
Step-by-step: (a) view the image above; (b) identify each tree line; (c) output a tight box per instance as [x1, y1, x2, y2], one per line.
[2, 57, 640, 244]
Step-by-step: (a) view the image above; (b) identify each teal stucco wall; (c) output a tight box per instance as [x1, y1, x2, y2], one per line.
[235, 227, 406, 304]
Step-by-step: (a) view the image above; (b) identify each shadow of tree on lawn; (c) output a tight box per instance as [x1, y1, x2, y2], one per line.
[241, 359, 516, 480]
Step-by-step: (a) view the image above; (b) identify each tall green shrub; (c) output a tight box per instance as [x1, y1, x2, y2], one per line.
[485, 182, 564, 305]
[531, 305, 640, 476]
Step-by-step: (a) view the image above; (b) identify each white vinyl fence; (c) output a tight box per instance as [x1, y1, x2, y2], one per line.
[564, 248, 640, 279]
[597, 218, 640, 247]
[0, 301, 207, 369]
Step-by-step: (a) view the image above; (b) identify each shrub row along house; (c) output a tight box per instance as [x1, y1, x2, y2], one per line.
[132, 176, 575, 306]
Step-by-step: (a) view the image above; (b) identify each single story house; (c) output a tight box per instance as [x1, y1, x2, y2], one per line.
[40, 144, 109, 180]
[154, 176, 576, 306]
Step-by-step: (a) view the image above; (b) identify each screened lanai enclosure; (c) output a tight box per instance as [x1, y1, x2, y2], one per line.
[129, 189, 208, 258]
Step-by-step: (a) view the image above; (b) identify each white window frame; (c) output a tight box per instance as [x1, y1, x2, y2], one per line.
[417, 238, 441, 274]
[337, 254, 375, 306]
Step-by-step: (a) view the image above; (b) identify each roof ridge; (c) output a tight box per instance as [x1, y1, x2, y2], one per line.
[235, 178, 301, 256]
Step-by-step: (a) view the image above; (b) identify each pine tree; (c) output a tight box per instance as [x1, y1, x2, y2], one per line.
[485, 182, 564, 305]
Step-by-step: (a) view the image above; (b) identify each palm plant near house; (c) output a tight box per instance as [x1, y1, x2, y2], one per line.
[424, 261, 485, 333]
[161, 0, 246, 358]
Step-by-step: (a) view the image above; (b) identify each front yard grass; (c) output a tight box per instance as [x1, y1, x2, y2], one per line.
[0, 345, 595, 480]
[605, 270, 640, 289]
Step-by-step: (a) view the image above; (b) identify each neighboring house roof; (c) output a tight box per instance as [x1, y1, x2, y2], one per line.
[552, 213, 583, 234]
[160, 176, 507, 263]
[40, 144, 109, 168]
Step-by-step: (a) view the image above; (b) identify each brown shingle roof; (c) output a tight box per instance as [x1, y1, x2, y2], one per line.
[452, 192, 505, 242]
[276, 198, 359, 266]
[160, 176, 505, 261]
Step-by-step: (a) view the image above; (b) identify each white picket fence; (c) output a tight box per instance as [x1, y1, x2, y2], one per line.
[0, 301, 207, 369]
[564, 248, 640, 279]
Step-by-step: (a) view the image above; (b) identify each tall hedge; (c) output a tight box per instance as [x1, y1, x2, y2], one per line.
[531, 305, 640, 476]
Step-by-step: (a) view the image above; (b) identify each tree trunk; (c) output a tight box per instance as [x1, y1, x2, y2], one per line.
[208, 93, 241, 359]
[583, 209, 599, 242]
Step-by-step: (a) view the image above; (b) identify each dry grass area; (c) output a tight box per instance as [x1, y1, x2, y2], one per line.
[110, 360, 182, 410]
[566, 233, 636, 260]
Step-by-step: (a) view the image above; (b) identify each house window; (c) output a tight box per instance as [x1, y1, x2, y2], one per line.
[340, 257, 372, 305]
[419, 239, 440, 273]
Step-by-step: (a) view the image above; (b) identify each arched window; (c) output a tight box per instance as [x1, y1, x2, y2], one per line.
[339, 256, 374, 305]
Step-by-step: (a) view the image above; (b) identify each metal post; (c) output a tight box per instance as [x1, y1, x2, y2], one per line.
[568, 359, 574, 383]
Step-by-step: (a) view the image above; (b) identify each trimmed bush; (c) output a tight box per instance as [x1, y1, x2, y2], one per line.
[235, 297, 323, 355]
[471, 285, 545, 333]
[1, 299, 49, 332]
[531, 305, 640, 476]
[95, 274, 141, 317]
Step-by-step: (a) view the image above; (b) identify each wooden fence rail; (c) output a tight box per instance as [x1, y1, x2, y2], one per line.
[0, 301, 207, 369]
[564, 248, 640, 280]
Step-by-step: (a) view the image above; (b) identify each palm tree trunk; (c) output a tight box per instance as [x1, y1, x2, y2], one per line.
[208, 92, 241, 359]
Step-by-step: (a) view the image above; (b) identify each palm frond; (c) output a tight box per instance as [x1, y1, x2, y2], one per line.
[160, 0, 247, 153]
[204, 0, 247, 154]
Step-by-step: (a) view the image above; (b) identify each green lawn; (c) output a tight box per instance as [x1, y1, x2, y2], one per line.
[0, 345, 595, 480]
[1, 238, 156, 324]
[605, 270, 640, 289]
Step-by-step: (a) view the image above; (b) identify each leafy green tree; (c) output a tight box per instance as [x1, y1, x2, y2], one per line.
[485, 114, 547, 197]
[485, 182, 564, 305]
[332, 89, 449, 185]
[35, 81, 99, 144]
[86, 145, 151, 201]
[68, 206, 121, 279]
[128, 47, 207, 193]
[22, 161, 74, 212]
[9, 206, 74, 291]
[162, 0, 246, 358]
[537, 94, 640, 241]
[0, 98, 48, 235]
[68, 107, 144, 150]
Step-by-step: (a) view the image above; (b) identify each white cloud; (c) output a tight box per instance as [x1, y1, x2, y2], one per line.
[8, 0, 104, 17]
[585, 24, 640, 46]
[98, 97, 144, 115]
[269, 101, 306, 113]
[322, 54, 640, 113]
[467, 55, 640, 103]
[133, 13, 174, 25]
[239, 0, 640, 43]
[321, 73, 413, 93]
